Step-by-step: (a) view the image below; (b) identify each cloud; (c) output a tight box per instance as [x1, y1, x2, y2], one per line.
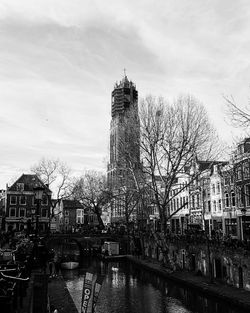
[0, 0, 250, 188]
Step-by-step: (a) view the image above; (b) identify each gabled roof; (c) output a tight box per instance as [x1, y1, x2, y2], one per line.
[8, 174, 51, 193]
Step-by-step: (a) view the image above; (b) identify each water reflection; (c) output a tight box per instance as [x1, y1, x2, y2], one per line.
[63, 258, 247, 313]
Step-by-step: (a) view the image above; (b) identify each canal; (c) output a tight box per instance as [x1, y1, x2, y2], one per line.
[62, 257, 246, 313]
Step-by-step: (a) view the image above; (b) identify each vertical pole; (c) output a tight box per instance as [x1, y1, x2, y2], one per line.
[207, 235, 214, 283]
[35, 199, 40, 238]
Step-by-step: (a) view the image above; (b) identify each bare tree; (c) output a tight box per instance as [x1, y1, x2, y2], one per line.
[224, 95, 250, 128]
[122, 95, 222, 265]
[31, 158, 72, 221]
[71, 170, 110, 229]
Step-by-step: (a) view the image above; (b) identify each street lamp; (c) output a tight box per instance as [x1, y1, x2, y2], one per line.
[33, 186, 44, 238]
[241, 207, 247, 241]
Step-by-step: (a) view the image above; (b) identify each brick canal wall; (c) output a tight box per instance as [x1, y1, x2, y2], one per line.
[143, 238, 250, 291]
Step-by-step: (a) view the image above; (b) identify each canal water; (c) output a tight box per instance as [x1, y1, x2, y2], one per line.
[62, 257, 246, 313]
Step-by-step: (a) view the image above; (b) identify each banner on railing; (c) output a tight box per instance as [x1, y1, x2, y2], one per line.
[81, 271, 104, 313]
[92, 274, 104, 312]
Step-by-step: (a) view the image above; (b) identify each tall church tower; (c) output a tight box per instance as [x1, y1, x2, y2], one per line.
[107, 74, 140, 190]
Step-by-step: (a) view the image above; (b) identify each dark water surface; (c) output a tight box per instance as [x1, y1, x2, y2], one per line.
[62, 257, 246, 313]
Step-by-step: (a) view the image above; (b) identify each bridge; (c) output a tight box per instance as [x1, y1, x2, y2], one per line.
[44, 233, 127, 255]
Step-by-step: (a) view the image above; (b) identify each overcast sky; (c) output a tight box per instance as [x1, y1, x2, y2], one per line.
[0, 0, 250, 188]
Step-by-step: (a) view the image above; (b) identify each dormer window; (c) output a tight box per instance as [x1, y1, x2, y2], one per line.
[16, 183, 24, 192]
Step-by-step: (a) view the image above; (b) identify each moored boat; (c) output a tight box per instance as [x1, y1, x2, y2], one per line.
[60, 239, 80, 270]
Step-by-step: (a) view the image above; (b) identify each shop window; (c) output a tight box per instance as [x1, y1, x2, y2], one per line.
[225, 218, 237, 236]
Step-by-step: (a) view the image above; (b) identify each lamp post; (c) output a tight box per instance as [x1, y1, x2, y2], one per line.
[241, 207, 246, 241]
[33, 186, 44, 239]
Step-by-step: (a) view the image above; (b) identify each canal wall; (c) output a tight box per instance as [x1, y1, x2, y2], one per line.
[127, 255, 250, 312]
[142, 237, 250, 291]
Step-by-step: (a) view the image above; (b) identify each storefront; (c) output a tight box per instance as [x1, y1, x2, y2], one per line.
[225, 218, 237, 237]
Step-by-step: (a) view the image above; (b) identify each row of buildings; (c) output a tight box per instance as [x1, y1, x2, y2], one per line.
[1, 75, 249, 241]
[0, 174, 99, 234]
[106, 75, 250, 241]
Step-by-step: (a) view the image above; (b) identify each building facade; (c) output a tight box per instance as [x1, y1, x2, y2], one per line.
[4, 174, 51, 233]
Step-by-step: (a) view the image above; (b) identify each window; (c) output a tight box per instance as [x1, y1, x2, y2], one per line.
[212, 184, 215, 194]
[218, 199, 222, 211]
[213, 200, 216, 212]
[10, 208, 16, 217]
[65, 210, 69, 216]
[19, 195, 26, 205]
[236, 166, 242, 181]
[19, 208, 26, 217]
[231, 192, 236, 207]
[245, 184, 250, 206]
[77, 210, 81, 217]
[16, 183, 24, 191]
[224, 176, 230, 186]
[217, 182, 220, 194]
[225, 193, 229, 207]
[77, 217, 81, 224]
[237, 187, 245, 207]
[208, 201, 211, 212]
[41, 209, 47, 217]
[42, 195, 48, 205]
[192, 195, 195, 208]
[10, 196, 17, 205]
[230, 174, 234, 184]
[65, 218, 69, 224]
[32, 197, 36, 206]
[243, 161, 250, 179]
